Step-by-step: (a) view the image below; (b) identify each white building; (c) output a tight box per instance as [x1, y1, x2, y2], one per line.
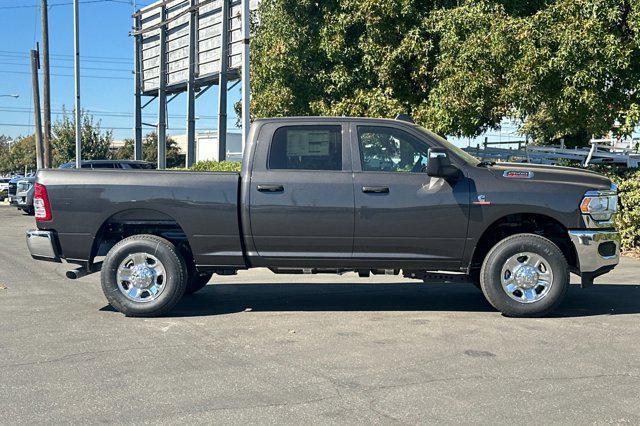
[111, 131, 243, 162]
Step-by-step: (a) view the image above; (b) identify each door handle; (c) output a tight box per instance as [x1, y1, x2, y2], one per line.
[362, 186, 389, 194]
[257, 184, 284, 192]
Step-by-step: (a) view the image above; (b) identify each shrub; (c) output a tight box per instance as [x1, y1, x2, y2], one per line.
[189, 161, 242, 172]
[609, 169, 640, 251]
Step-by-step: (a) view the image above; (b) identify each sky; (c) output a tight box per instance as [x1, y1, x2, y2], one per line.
[0, 0, 242, 142]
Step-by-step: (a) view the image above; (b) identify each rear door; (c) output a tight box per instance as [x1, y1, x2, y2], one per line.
[248, 121, 354, 262]
[351, 123, 469, 269]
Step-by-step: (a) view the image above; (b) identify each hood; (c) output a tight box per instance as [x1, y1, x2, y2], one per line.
[16, 176, 36, 184]
[487, 162, 612, 191]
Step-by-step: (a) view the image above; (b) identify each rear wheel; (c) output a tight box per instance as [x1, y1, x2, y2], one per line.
[101, 235, 187, 317]
[480, 233, 569, 317]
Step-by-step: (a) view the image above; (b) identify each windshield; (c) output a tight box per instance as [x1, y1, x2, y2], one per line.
[412, 125, 481, 167]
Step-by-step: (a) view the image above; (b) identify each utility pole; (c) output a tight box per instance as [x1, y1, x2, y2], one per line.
[41, 0, 52, 168]
[217, 0, 229, 162]
[157, 4, 167, 169]
[30, 49, 44, 170]
[240, 0, 250, 153]
[73, 0, 81, 168]
[133, 4, 143, 160]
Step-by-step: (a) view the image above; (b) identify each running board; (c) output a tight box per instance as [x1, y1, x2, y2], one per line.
[404, 270, 471, 284]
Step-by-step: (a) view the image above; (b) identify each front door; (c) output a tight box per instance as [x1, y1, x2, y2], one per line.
[249, 122, 354, 262]
[352, 124, 469, 269]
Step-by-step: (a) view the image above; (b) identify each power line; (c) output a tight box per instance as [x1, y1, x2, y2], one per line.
[0, 0, 132, 10]
[0, 70, 133, 80]
[0, 52, 132, 65]
[0, 49, 132, 61]
[0, 123, 239, 131]
[0, 106, 237, 121]
[1, 60, 132, 72]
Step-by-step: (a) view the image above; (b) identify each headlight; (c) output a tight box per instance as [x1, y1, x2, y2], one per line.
[17, 181, 32, 192]
[580, 184, 618, 224]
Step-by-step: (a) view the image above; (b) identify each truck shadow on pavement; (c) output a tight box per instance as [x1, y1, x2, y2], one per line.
[103, 282, 640, 318]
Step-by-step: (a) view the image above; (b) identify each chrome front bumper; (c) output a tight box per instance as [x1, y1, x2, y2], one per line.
[26, 230, 61, 262]
[568, 230, 619, 285]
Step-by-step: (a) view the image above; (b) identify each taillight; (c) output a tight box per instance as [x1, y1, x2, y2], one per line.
[34, 183, 52, 221]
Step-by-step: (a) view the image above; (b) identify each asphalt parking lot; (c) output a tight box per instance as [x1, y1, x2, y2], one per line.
[1, 203, 640, 424]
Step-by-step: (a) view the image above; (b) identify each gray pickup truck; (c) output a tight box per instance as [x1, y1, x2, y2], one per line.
[27, 117, 620, 317]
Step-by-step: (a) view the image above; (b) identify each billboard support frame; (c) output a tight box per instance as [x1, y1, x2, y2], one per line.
[157, 3, 167, 169]
[133, 0, 252, 167]
[241, 0, 249, 153]
[185, 0, 198, 167]
[217, 0, 229, 161]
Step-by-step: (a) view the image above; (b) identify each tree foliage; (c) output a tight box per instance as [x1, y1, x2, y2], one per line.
[250, 0, 640, 144]
[113, 132, 184, 169]
[51, 110, 113, 166]
[0, 135, 37, 174]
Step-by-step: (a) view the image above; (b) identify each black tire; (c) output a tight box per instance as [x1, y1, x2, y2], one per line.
[469, 269, 482, 291]
[101, 234, 187, 317]
[185, 272, 213, 295]
[480, 233, 569, 317]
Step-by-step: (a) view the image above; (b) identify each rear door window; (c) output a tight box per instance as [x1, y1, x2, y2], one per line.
[268, 125, 342, 171]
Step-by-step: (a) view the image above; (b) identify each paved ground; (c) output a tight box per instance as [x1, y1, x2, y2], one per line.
[1, 204, 640, 424]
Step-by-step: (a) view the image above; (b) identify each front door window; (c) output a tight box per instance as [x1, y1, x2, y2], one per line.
[357, 126, 429, 173]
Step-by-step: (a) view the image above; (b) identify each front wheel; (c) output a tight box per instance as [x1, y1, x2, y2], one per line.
[101, 235, 187, 317]
[480, 233, 569, 317]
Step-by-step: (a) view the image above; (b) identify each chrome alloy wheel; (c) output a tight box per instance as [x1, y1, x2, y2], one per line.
[500, 252, 554, 304]
[116, 252, 166, 303]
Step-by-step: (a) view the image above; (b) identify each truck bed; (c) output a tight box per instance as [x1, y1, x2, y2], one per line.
[36, 169, 245, 267]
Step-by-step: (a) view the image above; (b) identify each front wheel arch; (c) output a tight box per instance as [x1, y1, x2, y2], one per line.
[469, 213, 577, 275]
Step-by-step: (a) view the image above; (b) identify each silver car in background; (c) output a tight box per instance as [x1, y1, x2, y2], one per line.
[15, 177, 36, 215]
[0, 177, 10, 201]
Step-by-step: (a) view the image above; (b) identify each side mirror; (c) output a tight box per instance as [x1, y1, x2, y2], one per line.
[425, 148, 459, 179]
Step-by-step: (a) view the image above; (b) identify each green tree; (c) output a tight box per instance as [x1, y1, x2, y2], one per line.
[0, 135, 37, 174]
[250, 0, 640, 144]
[51, 109, 113, 166]
[113, 132, 184, 168]
[0, 135, 10, 173]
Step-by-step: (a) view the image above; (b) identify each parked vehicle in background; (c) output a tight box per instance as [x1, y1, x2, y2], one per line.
[15, 177, 36, 215]
[27, 116, 620, 318]
[0, 177, 10, 201]
[58, 160, 156, 170]
[14, 160, 156, 215]
[7, 175, 24, 207]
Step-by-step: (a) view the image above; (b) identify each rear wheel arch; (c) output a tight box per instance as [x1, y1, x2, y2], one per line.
[90, 208, 195, 268]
